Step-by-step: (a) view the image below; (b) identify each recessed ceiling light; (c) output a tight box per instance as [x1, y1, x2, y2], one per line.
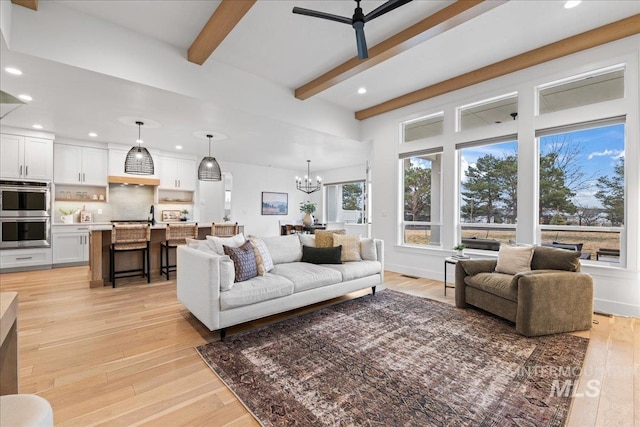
[88, 132, 98, 137]
[564, 0, 581, 9]
[18, 94, 32, 102]
[32, 124, 43, 129]
[5, 67, 22, 75]
[175, 145, 183, 150]
[357, 87, 367, 95]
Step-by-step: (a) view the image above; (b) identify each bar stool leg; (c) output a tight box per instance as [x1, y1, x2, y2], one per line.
[146, 243, 151, 283]
[110, 246, 115, 288]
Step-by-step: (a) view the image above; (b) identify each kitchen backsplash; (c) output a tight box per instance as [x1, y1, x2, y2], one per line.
[54, 184, 155, 223]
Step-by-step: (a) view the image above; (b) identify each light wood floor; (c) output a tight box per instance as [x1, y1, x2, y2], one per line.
[0, 267, 637, 426]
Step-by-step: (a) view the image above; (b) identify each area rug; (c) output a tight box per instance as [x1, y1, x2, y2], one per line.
[196, 290, 588, 426]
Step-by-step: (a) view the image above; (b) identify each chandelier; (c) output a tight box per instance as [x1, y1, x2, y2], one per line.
[295, 160, 322, 194]
[198, 134, 222, 181]
[124, 121, 155, 175]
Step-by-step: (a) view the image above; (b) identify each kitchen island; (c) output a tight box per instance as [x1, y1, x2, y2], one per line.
[87, 223, 214, 287]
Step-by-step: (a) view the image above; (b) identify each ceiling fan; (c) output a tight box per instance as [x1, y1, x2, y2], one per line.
[292, 0, 413, 60]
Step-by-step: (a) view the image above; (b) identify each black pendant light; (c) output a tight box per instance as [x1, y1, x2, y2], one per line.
[124, 121, 155, 175]
[198, 134, 222, 181]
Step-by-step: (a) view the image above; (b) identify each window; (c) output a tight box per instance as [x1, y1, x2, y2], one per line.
[538, 119, 625, 264]
[458, 138, 518, 249]
[400, 150, 442, 246]
[458, 93, 518, 132]
[402, 113, 444, 142]
[325, 181, 365, 224]
[538, 66, 624, 114]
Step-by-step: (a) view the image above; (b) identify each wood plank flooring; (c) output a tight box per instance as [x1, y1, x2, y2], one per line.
[0, 267, 637, 426]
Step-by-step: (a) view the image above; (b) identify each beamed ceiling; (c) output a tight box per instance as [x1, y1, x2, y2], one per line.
[1, 0, 639, 170]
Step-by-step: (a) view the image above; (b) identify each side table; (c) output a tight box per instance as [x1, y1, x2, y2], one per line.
[443, 256, 470, 296]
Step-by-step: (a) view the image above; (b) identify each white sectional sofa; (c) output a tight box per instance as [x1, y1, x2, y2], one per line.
[177, 233, 384, 338]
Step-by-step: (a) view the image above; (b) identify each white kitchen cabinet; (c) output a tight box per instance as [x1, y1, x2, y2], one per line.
[159, 157, 196, 191]
[0, 134, 53, 181]
[52, 225, 90, 266]
[54, 144, 108, 186]
[0, 248, 52, 271]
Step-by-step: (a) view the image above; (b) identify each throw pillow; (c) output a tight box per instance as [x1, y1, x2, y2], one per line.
[186, 238, 217, 255]
[301, 245, 342, 265]
[206, 233, 245, 255]
[260, 234, 303, 264]
[333, 234, 361, 262]
[223, 240, 258, 282]
[360, 238, 377, 261]
[248, 237, 274, 276]
[495, 245, 534, 275]
[219, 255, 236, 291]
[315, 229, 346, 248]
[298, 234, 316, 247]
[531, 246, 581, 272]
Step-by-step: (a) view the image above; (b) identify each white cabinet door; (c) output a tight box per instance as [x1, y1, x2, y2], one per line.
[52, 233, 88, 264]
[54, 144, 82, 184]
[159, 157, 177, 189]
[81, 147, 108, 186]
[176, 159, 196, 191]
[23, 137, 53, 180]
[0, 134, 24, 179]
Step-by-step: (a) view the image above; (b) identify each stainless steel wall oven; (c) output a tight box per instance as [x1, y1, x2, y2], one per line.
[0, 180, 51, 249]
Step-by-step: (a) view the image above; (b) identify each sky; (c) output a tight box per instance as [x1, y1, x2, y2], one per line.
[459, 123, 625, 209]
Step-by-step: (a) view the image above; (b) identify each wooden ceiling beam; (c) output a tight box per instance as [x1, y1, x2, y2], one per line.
[11, 0, 38, 11]
[188, 0, 256, 65]
[294, 0, 506, 101]
[356, 14, 640, 120]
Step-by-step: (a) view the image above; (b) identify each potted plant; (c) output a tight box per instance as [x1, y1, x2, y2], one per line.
[453, 243, 466, 256]
[180, 209, 189, 221]
[299, 201, 317, 227]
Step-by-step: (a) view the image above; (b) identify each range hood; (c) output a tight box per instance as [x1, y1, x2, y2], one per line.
[108, 175, 160, 186]
[0, 90, 26, 119]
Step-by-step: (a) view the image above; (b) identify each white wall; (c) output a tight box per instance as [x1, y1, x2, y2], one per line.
[363, 36, 640, 317]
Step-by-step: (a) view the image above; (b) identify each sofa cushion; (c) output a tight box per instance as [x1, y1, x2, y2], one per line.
[333, 234, 361, 262]
[464, 272, 518, 302]
[219, 273, 295, 310]
[249, 237, 274, 275]
[301, 245, 342, 265]
[270, 262, 343, 293]
[495, 245, 534, 275]
[360, 238, 377, 261]
[219, 255, 236, 291]
[531, 246, 581, 272]
[261, 234, 302, 264]
[206, 233, 245, 255]
[324, 260, 382, 282]
[315, 229, 346, 248]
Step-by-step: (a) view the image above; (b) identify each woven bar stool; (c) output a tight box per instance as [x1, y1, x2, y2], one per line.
[110, 224, 151, 288]
[211, 222, 239, 237]
[160, 222, 198, 280]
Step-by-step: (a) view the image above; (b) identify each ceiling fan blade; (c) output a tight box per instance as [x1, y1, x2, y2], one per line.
[292, 7, 352, 25]
[354, 25, 368, 60]
[364, 0, 413, 22]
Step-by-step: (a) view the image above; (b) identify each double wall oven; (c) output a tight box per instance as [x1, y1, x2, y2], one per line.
[0, 180, 51, 249]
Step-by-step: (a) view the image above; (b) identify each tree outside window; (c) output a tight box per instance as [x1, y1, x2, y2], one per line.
[402, 153, 442, 246]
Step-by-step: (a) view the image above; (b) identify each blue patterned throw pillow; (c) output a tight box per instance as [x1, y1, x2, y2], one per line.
[224, 240, 258, 282]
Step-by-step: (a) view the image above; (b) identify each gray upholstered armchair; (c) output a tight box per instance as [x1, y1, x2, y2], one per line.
[455, 246, 593, 336]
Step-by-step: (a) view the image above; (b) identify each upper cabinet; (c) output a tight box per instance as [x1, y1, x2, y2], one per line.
[0, 134, 53, 181]
[54, 144, 108, 186]
[159, 157, 196, 191]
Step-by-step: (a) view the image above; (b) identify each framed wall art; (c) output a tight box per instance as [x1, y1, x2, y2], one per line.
[261, 192, 288, 215]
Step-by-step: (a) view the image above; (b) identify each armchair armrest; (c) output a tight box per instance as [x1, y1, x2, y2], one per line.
[516, 271, 593, 336]
[455, 259, 497, 308]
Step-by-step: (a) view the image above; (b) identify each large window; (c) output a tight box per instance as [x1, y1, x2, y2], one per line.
[325, 181, 365, 224]
[458, 138, 518, 248]
[401, 150, 442, 246]
[458, 93, 518, 132]
[403, 113, 444, 142]
[538, 120, 625, 264]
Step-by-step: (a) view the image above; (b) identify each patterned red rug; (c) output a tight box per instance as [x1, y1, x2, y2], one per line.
[196, 290, 588, 426]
